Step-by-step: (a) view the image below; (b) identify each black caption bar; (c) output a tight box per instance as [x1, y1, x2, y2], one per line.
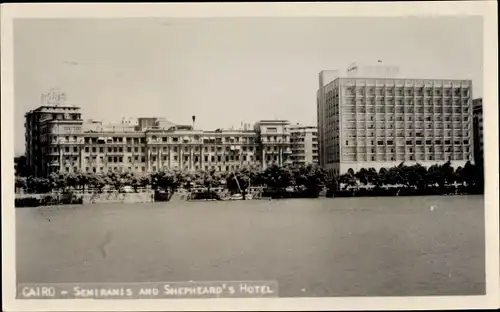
[17, 281, 279, 299]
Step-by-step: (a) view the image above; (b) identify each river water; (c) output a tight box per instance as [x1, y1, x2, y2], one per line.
[16, 195, 485, 297]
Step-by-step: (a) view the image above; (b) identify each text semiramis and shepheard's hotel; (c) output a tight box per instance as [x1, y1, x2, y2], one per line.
[25, 90, 317, 177]
[317, 62, 474, 176]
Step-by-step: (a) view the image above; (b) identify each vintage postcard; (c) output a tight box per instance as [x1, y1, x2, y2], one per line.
[1, 2, 498, 311]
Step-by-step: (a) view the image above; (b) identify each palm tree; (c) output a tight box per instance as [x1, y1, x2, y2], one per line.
[77, 172, 91, 193]
[92, 173, 108, 193]
[378, 167, 389, 186]
[339, 171, 357, 189]
[366, 167, 380, 186]
[461, 161, 477, 189]
[355, 168, 369, 185]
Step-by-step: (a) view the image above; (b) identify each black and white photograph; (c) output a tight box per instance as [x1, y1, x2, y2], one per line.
[1, 2, 499, 311]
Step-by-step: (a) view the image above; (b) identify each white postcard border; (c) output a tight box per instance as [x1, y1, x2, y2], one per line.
[1, 2, 498, 311]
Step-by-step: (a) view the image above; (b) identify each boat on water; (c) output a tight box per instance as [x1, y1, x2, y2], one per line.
[230, 193, 243, 200]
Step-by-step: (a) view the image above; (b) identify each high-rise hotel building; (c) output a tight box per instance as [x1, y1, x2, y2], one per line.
[289, 124, 319, 165]
[25, 91, 294, 177]
[317, 63, 474, 175]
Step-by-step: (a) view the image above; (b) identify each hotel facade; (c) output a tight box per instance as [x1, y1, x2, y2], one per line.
[25, 101, 295, 177]
[289, 124, 319, 166]
[317, 63, 474, 176]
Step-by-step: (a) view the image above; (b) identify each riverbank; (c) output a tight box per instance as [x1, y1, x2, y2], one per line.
[329, 185, 483, 198]
[15, 185, 483, 207]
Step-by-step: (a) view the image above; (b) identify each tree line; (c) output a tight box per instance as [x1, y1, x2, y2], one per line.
[332, 161, 484, 195]
[14, 164, 329, 196]
[15, 161, 483, 197]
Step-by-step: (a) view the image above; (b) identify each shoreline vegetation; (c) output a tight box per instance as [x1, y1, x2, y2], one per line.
[15, 161, 483, 207]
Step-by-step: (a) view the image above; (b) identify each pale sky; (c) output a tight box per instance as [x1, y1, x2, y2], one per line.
[14, 17, 483, 155]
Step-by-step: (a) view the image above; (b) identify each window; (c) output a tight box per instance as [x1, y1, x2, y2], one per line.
[100, 147, 104, 153]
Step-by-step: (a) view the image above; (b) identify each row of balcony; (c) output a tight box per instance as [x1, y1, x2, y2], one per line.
[343, 93, 470, 98]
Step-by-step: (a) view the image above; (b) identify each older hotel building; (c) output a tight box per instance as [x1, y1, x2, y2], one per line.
[317, 62, 474, 175]
[289, 124, 319, 165]
[25, 92, 294, 177]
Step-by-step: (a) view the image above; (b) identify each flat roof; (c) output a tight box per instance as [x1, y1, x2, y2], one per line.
[320, 77, 473, 89]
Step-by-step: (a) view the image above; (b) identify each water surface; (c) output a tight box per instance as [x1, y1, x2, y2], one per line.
[16, 195, 485, 297]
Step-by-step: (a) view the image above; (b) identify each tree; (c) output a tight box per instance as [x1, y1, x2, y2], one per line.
[48, 172, 66, 192]
[455, 166, 464, 186]
[339, 170, 357, 189]
[77, 172, 91, 193]
[378, 167, 390, 186]
[440, 161, 455, 186]
[90, 174, 108, 193]
[15, 176, 27, 191]
[14, 156, 28, 177]
[461, 161, 476, 188]
[355, 168, 369, 185]
[366, 167, 380, 186]
[65, 172, 79, 190]
[261, 164, 294, 189]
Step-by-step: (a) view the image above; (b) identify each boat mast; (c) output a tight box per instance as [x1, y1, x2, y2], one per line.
[233, 171, 242, 193]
